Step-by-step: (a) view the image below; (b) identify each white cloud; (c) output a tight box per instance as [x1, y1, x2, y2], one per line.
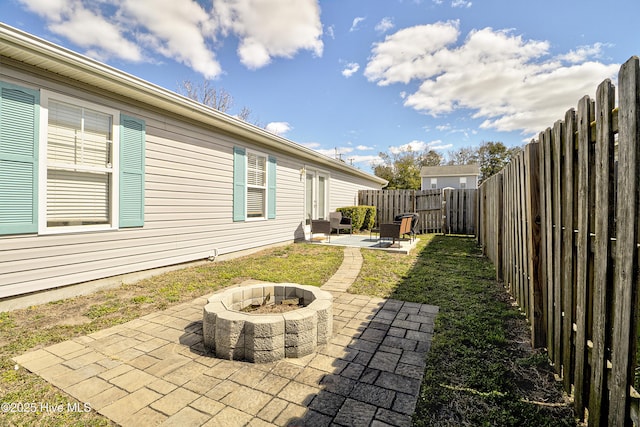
[375, 17, 394, 33]
[356, 145, 374, 150]
[364, 21, 462, 85]
[326, 25, 335, 39]
[451, 0, 472, 8]
[300, 141, 322, 150]
[265, 121, 292, 135]
[18, 0, 323, 77]
[390, 139, 453, 154]
[342, 62, 360, 77]
[429, 142, 453, 150]
[350, 16, 366, 32]
[19, 0, 143, 62]
[214, 0, 323, 69]
[365, 21, 619, 135]
[557, 42, 610, 64]
[349, 154, 381, 165]
[121, 0, 221, 77]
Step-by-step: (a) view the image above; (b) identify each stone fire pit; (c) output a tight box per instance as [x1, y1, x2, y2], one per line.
[203, 283, 333, 363]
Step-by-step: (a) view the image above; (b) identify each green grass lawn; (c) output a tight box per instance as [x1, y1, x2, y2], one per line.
[0, 243, 343, 426]
[351, 234, 575, 426]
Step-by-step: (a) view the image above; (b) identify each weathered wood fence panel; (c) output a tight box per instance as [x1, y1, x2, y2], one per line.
[476, 56, 640, 426]
[443, 189, 477, 235]
[415, 189, 445, 233]
[358, 188, 476, 235]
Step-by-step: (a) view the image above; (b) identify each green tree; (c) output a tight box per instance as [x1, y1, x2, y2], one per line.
[420, 149, 443, 167]
[373, 147, 431, 189]
[477, 141, 521, 183]
[446, 142, 521, 183]
[446, 146, 478, 165]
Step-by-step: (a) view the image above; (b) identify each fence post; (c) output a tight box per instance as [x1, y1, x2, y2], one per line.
[539, 127, 554, 362]
[573, 95, 594, 420]
[551, 120, 563, 374]
[561, 108, 577, 395]
[496, 173, 504, 281]
[525, 142, 544, 347]
[609, 56, 640, 427]
[588, 78, 616, 427]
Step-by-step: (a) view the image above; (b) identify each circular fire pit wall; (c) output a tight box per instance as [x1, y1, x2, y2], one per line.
[203, 283, 333, 363]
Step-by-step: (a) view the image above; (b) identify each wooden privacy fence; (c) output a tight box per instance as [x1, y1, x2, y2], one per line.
[477, 56, 640, 426]
[358, 188, 476, 234]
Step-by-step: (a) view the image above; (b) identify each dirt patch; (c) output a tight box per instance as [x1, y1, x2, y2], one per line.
[241, 299, 303, 314]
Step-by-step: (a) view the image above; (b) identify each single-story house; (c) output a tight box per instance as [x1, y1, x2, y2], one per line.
[0, 23, 387, 299]
[420, 164, 480, 190]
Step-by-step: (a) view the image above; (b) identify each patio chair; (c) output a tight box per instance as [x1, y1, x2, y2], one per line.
[309, 215, 331, 242]
[393, 213, 419, 242]
[329, 212, 353, 236]
[379, 216, 412, 245]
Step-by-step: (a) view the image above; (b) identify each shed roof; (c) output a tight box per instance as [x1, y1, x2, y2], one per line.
[420, 164, 480, 177]
[0, 23, 387, 186]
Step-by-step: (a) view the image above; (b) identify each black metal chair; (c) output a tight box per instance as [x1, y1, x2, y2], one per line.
[309, 215, 331, 242]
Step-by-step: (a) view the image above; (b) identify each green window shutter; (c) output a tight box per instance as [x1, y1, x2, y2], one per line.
[119, 115, 145, 228]
[267, 155, 276, 219]
[0, 82, 39, 235]
[233, 146, 246, 221]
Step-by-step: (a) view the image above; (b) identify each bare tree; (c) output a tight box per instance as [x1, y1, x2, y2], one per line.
[237, 106, 252, 122]
[178, 79, 233, 112]
[177, 79, 259, 126]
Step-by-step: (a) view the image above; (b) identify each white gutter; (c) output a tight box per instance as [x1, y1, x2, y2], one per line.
[0, 22, 387, 186]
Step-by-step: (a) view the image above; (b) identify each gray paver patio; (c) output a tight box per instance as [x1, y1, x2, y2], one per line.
[14, 246, 438, 427]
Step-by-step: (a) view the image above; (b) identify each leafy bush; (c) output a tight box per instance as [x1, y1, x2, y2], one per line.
[337, 206, 376, 230]
[362, 206, 376, 230]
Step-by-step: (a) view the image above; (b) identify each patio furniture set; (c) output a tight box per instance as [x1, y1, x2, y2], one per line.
[310, 211, 419, 246]
[308, 212, 352, 243]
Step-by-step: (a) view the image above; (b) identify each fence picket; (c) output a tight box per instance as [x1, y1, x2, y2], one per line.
[552, 120, 563, 374]
[610, 57, 640, 427]
[588, 78, 616, 427]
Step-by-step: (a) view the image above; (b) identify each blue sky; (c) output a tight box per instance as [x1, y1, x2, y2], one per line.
[2, 0, 637, 171]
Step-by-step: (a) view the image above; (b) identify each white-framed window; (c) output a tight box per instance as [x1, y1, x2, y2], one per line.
[246, 150, 267, 219]
[430, 178, 437, 189]
[40, 91, 120, 233]
[460, 177, 467, 189]
[233, 146, 276, 222]
[0, 81, 144, 237]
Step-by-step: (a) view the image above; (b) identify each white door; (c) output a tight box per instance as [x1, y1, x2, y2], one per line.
[305, 171, 328, 223]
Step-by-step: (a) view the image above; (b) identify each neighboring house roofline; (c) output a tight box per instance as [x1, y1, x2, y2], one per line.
[0, 22, 387, 187]
[420, 164, 480, 177]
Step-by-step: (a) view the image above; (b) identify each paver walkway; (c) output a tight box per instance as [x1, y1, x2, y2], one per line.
[14, 247, 438, 427]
